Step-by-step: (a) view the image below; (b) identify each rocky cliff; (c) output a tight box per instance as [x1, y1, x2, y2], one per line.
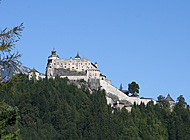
[0, 65, 31, 81]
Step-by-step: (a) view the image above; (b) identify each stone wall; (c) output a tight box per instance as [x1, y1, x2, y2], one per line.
[53, 68, 86, 77]
[100, 80, 130, 103]
[60, 75, 88, 82]
[100, 79, 157, 106]
[88, 78, 100, 90]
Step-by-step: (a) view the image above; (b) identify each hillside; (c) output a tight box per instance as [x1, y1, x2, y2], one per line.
[0, 74, 190, 140]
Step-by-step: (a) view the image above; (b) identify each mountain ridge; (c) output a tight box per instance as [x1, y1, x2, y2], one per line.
[1, 65, 31, 81]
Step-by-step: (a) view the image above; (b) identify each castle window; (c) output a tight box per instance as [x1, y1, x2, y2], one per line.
[54, 63, 56, 65]
[85, 63, 87, 65]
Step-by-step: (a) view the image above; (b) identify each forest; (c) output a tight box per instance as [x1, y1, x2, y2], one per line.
[0, 74, 190, 140]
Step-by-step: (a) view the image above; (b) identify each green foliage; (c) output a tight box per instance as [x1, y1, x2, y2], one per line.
[176, 95, 187, 107]
[168, 96, 190, 140]
[0, 23, 24, 80]
[0, 22, 23, 140]
[0, 74, 190, 140]
[0, 103, 20, 140]
[119, 83, 123, 90]
[128, 81, 140, 96]
[157, 95, 170, 109]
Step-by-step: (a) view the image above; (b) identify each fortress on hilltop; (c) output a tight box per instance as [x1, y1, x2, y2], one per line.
[29, 49, 175, 111]
[45, 49, 109, 83]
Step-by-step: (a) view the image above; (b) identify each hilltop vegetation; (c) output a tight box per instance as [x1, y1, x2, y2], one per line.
[0, 74, 190, 140]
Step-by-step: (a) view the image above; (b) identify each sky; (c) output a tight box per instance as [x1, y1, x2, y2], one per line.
[0, 0, 190, 103]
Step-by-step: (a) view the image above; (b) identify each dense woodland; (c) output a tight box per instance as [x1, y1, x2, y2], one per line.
[0, 74, 190, 140]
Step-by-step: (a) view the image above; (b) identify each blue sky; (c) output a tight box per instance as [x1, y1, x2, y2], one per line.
[0, 0, 190, 103]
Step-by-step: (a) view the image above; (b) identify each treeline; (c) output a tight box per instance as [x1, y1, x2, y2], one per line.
[0, 74, 190, 140]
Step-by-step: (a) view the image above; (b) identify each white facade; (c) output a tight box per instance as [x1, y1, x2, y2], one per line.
[46, 49, 100, 80]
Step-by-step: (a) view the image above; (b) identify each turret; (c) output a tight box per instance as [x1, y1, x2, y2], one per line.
[46, 48, 59, 78]
[165, 94, 175, 111]
[75, 52, 81, 59]
[48, 48, 59, 60]
[47, 48, 59, 66]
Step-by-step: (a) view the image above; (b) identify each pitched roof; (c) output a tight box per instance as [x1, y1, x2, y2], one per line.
[100, 74, 106, 77]
[48, 48, 59, 58]
[165, 94, 175, 102]
[29, 68, 39, 73]
[91, 62, 97, 68]
[75, 52, 81, 59]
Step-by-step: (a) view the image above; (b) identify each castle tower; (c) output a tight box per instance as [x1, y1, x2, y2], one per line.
[165, 94, 175, 110]
[47, 48, 59, 66]
[49, 48, 59, 60]
[46, 48, 60, 78]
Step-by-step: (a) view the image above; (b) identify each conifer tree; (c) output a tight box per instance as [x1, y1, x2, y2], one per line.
[0, 103, 20, 140]
[119, 83, 123, 90]
[0, 23, 24, 81]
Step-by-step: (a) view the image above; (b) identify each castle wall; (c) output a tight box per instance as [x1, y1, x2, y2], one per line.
[29, 71, 45, 80]
[100, 80, 157, 106]
[60, 75, 88, 81]
[140, 98, 157, 105]
[100, 80, 130, 102]
[51, 58, 96, 73]
[87, 70, 100, 79]
[105, 79, 111, 84]
[128, 97, 157, 105]
[88, 78, 100, 90]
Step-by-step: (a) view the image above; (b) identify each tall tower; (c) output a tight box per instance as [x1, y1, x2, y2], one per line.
[46, 48, 59, 78]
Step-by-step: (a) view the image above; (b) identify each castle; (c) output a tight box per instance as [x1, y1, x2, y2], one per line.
[45, 49, 108, 83]
[29, 49, 175, 111]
